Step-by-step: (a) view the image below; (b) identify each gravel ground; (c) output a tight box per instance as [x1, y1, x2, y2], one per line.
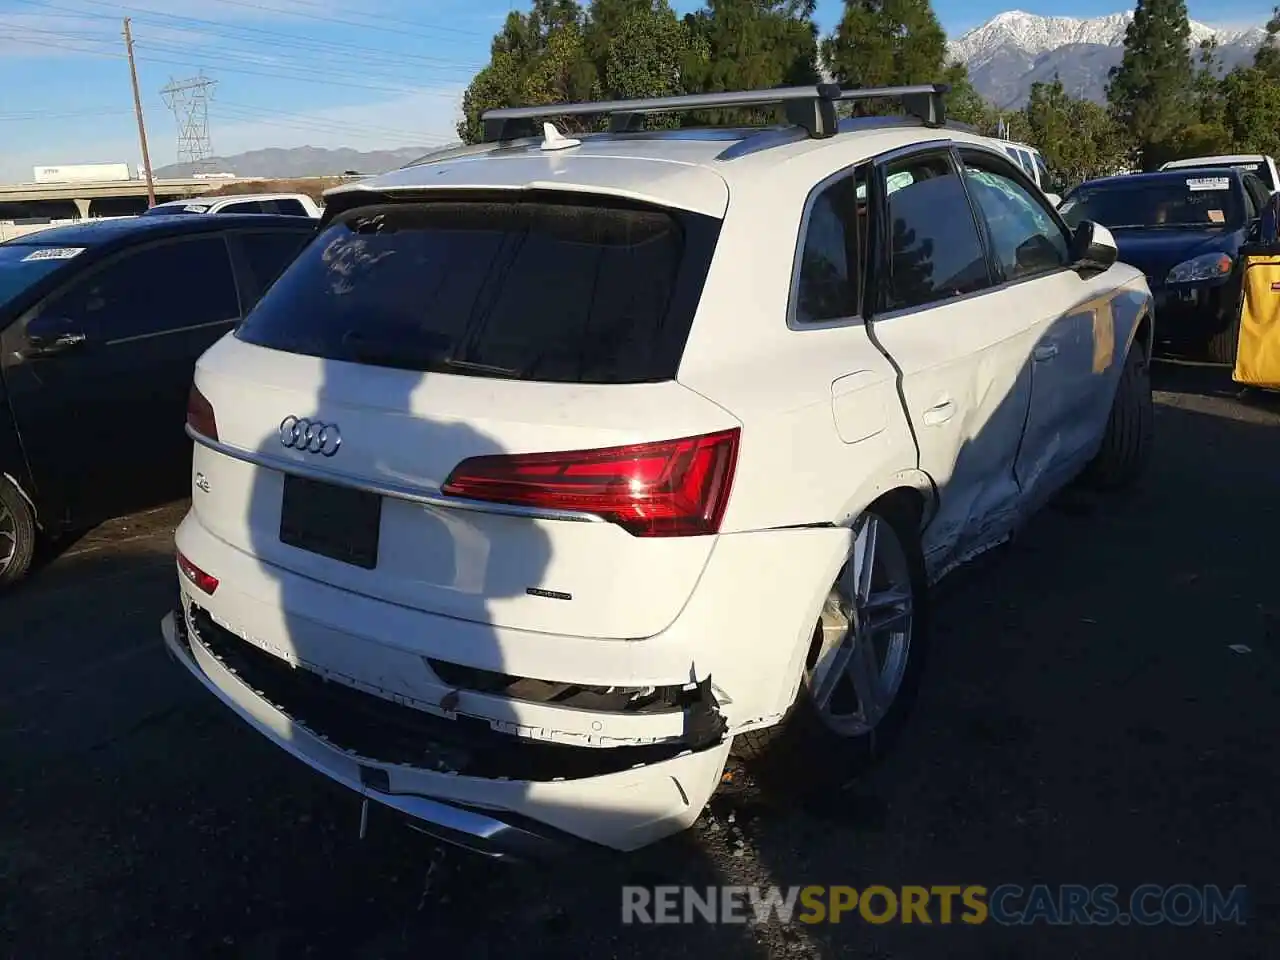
[2, 360, 1278, 959]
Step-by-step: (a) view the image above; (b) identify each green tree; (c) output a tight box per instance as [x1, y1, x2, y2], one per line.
[1156, 36, 1234, 159]
[1222, 66, 1280, 157]
[680, 0, 819, 125]
[823, 0, 948, 91]
[602, 0, 708, 126]
[943, 62, 997, 131]
[1023, 77, 1130, 189]
[1254, 5, 1280, 78]
[1106, 0, 1195, 169]
[457, 1, 599, 142]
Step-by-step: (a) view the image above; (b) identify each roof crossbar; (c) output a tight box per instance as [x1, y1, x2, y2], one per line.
[479, 83, 950, 143]
[836, 84, 950, 127]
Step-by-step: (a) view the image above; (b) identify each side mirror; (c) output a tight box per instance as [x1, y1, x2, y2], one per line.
[1069, 220, 1118, 275]
[1045, 193, 1062, 208]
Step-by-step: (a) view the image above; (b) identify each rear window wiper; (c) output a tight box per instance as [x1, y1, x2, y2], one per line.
[429, 357, 522, 377]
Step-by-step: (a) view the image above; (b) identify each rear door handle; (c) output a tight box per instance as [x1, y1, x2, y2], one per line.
[921, 399, 955, 426]
[1033, 343, 1060, 362]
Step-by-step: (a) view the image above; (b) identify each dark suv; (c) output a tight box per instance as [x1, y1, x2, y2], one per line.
[0, 214, 315, 590]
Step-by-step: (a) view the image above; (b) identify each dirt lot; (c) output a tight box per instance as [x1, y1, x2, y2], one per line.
[2, 361, 1277, 959]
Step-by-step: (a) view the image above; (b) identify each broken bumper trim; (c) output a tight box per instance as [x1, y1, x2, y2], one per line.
[163, 610, 586, 862]
[184, 603, 721, 781]
[162, 609, 730, 857]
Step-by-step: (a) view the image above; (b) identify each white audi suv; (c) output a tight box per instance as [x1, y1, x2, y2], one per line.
[162, 83, 1154, 858]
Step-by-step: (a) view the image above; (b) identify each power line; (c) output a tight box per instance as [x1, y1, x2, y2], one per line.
[0, 106, 132, 120]
[7, 0, 486, 72]
[7, 21, 478, 89]
[221, 0, 487, 38]
[202, 0, 488, 40]
[215, 101, 453, 145]
[131, 44, 466, 99]
[12, 0, 489, 52]
[131, 35, 475, 86]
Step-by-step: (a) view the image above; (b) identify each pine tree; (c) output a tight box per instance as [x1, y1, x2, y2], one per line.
[679, 0, 819, 125]
[823, 0, 948, 91]
[1106, 0, 1195, 169]
[1254, 5, 1280, 78]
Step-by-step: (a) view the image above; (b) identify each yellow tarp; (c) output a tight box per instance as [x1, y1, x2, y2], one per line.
[1235, 254, 1280, 388]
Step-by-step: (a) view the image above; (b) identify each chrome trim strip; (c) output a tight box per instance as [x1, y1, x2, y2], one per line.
[161, 611, 564, 862]
[186, 425, 607, 523]
[105, 317, 235, 347]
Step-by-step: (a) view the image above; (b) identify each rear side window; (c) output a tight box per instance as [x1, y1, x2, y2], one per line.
[263, 198, 308, 216]
[235, 199, 719, 383]
[793, 166, 869, 323]
[881, 154, 992, 311]
[221, 200, 265, 214]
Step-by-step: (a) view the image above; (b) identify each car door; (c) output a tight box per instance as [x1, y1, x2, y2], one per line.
[786, 160, 907, 452]
[3, 233, 243, 524]
[957, 147, 1127, 508]
[864, 145, 1035, 576]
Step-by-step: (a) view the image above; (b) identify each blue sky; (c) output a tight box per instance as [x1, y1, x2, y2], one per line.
[0, 0, 1274, 181]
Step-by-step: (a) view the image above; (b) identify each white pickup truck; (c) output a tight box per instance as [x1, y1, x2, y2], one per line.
[142, 193, 322, 218]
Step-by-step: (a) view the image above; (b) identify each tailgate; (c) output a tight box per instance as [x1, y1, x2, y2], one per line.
[190, 335, 740, 640]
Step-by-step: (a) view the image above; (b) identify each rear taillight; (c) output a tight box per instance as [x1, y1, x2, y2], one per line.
[186, 384, 218, 441]
[442, 428, 740, 537]
[176, 550, 219, 595]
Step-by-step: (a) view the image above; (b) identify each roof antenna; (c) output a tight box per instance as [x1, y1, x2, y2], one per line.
[540, 121, 581, 151]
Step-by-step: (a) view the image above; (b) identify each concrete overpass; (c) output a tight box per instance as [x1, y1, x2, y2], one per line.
[0, 176, 264, 219]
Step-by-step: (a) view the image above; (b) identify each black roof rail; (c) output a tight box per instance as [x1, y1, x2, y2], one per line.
[480, 83, 950, 143]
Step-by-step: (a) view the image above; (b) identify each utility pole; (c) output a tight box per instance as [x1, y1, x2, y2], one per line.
[123, 18, 156, 207]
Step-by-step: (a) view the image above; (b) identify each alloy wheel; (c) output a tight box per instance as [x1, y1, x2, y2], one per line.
[0, 502, 16, 577]
[806, 513, 914, 738]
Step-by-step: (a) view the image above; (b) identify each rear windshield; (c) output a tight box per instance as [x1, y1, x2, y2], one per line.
[235, 198, 719, 383]
[1059, 176, 1245, 230]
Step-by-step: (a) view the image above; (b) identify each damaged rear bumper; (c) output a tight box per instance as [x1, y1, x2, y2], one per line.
[161, 609, 732, 859]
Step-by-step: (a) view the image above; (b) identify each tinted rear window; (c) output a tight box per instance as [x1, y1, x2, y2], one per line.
[235, 199, 719, 383]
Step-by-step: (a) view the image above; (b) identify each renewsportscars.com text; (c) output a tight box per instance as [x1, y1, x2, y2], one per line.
[621, 884, 1250, 927]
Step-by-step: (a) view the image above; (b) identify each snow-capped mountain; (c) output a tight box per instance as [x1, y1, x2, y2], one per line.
[948, 10, 1268, 108]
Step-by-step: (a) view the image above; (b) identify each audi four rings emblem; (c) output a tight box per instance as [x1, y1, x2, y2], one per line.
[279, 416, 342, 457]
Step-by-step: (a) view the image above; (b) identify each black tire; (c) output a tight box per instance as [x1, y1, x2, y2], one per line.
[731, 496, 930, 796]
[0, 477, 37, 593]
[1082, 345, 1154, 491]
[1206, 319, 1239, 365]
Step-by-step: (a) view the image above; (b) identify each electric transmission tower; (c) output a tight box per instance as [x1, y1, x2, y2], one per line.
[161, 73, 218, 171]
